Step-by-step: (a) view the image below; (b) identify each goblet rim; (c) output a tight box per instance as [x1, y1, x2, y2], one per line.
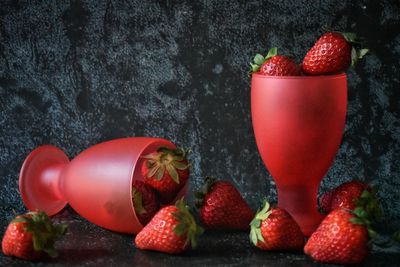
[252, 72, 346, 80]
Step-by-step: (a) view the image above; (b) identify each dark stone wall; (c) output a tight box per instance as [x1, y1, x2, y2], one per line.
[0, 0, 399, 230]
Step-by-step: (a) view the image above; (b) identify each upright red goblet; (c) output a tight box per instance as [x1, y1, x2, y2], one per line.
[251, 73, 347, 236]
[18, 137, 187, 234]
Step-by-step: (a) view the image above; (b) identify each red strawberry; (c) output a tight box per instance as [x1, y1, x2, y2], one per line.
[250, 47, 301, 76]
[306, 188, 381, 264]
[319, 189, 334, 213]
[302, 32, 368, 75]
[250, 201, 304, 251]
[304, 208, 369, 264]
[195, 177, 254, 230]
[141, 147, 190, 204]
[2, 211, 67, 260]
[320, 181, 370, 213]
[135, 199, 203, 254]
[132, 180, 159, 226]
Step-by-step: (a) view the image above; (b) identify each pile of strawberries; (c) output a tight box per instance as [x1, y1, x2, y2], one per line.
[0, 31, 394, 265]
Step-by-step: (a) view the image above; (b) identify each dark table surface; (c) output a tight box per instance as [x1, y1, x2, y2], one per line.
[1, 207, 399, 267]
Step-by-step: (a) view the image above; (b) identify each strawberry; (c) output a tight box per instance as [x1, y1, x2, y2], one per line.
[2, 211, 67, 260]
[132, 180, 159, 226]
[134, 199, 203, 254]
[195, 177, 254, 230]
[319, 189, 334, 213]
[304, 208, 369, 264]
[250, 47, 301, 76]
[250, 201, 304, 251]
[302, 31, 369, 75]
[305, 189, 381, 264]
[141, 147, 190, 204]
[320, 180, 371, 213]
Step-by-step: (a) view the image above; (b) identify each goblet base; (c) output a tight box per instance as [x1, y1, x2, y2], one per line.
[277, 184, 325, 236]
[19, 145, 69, 216]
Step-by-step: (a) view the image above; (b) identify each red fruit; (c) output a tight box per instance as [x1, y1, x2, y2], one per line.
[304, 208, 369, 264]
[135, 199, 203, 254]
[320, 181, 370, 213]
[250, 47, 301, 76]
[319, 189, 334, 213]
[132, 180, 159, 226]
[2, 211, 67, 260]
[195, 177, 254, 230]
[302, 32, 368, 75]
[250, 201, 304, 251]
[141, 147, 190, 204]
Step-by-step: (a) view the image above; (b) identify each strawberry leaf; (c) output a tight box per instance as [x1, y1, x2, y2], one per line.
[166, 164, 179, 184]
[250, 228, 258, 245]
[253, 54, 265, 65]
[172, 160, 189, 170]
[266, 47, 278, 59]
[132, 189, 147, 215]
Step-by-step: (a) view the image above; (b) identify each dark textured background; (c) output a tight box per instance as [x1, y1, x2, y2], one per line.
[0, 0, 399, 234]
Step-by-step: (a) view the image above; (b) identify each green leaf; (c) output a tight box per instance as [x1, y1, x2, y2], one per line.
[368, 228, 378, 239]
[358, 48, 369, 59]
[250, 218, 261, 228]
[133, 190, 146, 215]
[174, 223, 187, 236]
[155, 167, 164, 180]
[259, 201, 270, 215]
[266, 47, 278, 59]
[250, 229, 258, 245]
[351, 47, 358, 67]
[349, 217, 364, 225]
[250, 63, 260, 73]
[148, 165, 160, 178]
[341, 32, 358, 43]
[172, 160, 189, 170]
[166, 164, 180, 184]
[253, 54, 265, 65]
[255, 228, 264, 242]
[360, 190, 371, 199]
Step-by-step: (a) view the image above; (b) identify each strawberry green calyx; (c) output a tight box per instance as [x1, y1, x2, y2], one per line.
[13, 210, 68, 257]
[249, 201, 272, 246]
[349, 189, 381, 241]
[249, 47, 278, 74]
[340, 32, 369, 67]
[142, 147, 190, 184]
[194, 177, 217, 208]
[132, 188, 146, 215]
[172, 198, 204, 248]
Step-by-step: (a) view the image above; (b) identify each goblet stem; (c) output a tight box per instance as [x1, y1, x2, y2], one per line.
[277, 183, 324, 236]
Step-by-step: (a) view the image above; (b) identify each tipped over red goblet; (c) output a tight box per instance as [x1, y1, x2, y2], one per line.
[18, 137, 188, 234]
[251, 73, 347, 236]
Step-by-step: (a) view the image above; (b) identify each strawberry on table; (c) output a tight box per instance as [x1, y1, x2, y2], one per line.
[250, 201, 304, 251]
[319, 180, 371, 213]
[132, 180, 159, 226]
[2, 211, 67, 260]
[305, 189, 381, 264]
[195, 177, 254, 230]
[141, 147, 190, 204]
[134, 199, 203, 254]
[302, 31, 369, 75]
[304, 208, 370, 264]
[250, 47, 301, 76]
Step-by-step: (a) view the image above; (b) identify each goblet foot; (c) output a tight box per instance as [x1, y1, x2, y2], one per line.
[19, 145, 69, 216]
[277, 184, 325, 236]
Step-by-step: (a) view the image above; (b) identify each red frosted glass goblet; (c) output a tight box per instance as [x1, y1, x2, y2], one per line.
[251, 73, 347, 236]
[18, 137, 187, 234]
